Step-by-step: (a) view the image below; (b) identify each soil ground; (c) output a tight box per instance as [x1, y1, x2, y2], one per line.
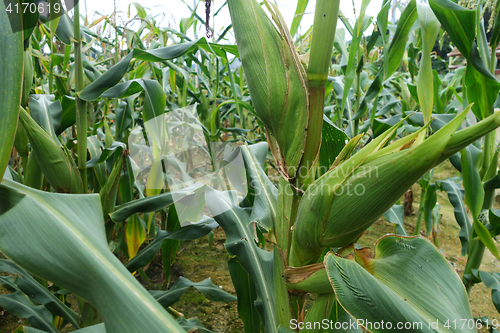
[1, 160, 500, 332]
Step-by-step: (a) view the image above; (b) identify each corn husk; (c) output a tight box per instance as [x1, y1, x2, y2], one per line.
[19, 107, 82, 194]
[14, 118, 29, 158]
[21, 49, 33, 107]
[228, 0, 309, 178]
[24, 152, 44, 190]
[289, 107, 500, 266]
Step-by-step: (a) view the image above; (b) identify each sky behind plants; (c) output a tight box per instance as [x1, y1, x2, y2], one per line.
[80, 0, 385, 40]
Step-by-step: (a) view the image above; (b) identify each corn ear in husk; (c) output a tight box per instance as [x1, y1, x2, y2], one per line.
[289, 107, 500, 266]
[21, 49, 33, 107]
[228, 0, 309, 178]
[14, 118, 29, 160]
[19, 107, 82, 194]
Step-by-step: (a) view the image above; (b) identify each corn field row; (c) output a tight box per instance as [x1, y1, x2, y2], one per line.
[1, 0, 500, 332]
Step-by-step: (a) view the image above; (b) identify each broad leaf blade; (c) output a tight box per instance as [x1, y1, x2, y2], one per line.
[428, 0, 475, 59]
[325, 236, 474, 332]
[125, 218, 218, 272]
[0, 291, 58, 333]
[461, 145, 483, 218]
[385, 0, 418, 79]
[23, 324, 106, 333]
[0, 259, 80, 329]
[228, 257, 262, 333]
[241, 143, 277, 231]
[290, 0, 309, 37]
[206, 187, 276, 333]
[436, 178, 470, 255]
[0, 0, 23, 183]
[28, 95, 62, 142]
[383, 204, 407, 236]
[318, 116, 349, 173]
[0, 180, 185, 333]
[151, 277, 236, 308]
[79, 39, 233, 101]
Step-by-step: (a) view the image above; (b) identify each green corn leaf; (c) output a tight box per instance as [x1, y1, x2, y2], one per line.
[48, 0, 61, 42]
[417, 0, 440, 123]
[423, 184, 438, 234]
[372, 114, 401, 138]
[42, 12, 76, 45]
[20, 1, 39, 44]
[484, 171, 500, 190]
[24, 152, 44, 190]
[79, 39, 237, 101]
[86, 141, 126, 168]
[87, 136, 107, 190]
[115, 100, 133, 142]
[125, 218, 217, 272]
[318, 116, 349, 174]
[151, 277, 237, 308]
[476, 5, 490, 68]
[341, 0, 371, 114]
[461, 145, 484, 218]
[436, 178, 471, 255]
[228, 257, 262, 333]
[383, 204, 407, 236]
[22, 324, 106, 333]
[22, 49, 33, 107]
[0, 259, 80, 329]
[385, 0, 418, 79]
[375, 0, 392, 46]
[0, 291, 58, 333]
[176, 317, 213, 333]
[433, 70, 445, 114]
[428, 0, 475, 59]
[110, 184, 202, 222]
[99, 79, 166, 122]
[14, 117, 29, 158]
[473, 216, 500, 261]
[300, 293, 336, 331]
[126, 218, 217, 272]
[464, 45, 500, 120]
[407, 110, 454, 131]
[355, 0, 418, 119]
[28, 95, 63, 142]
[439, 111, 500, 163]
[129, 2, 147, 19]
[324, 236, 474, 332]
[99, 154, 123, 219]
[0, 179, 185, 333]
[0, 0, 23, 183]
[58, 96, 76, 136]
[206, 186, 276, 333]
[476, 271, 500, 314]
[290, 0, 309, 37]
[489, 209, 500, 237]
[241, 143, 277, 231]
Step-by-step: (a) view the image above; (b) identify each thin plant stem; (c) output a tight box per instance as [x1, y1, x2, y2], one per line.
[74, 2, 87, 192]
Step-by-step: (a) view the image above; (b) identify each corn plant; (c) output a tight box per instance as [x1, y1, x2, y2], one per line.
[424, 0, 500, 311]
[1, 0, 500, 332]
